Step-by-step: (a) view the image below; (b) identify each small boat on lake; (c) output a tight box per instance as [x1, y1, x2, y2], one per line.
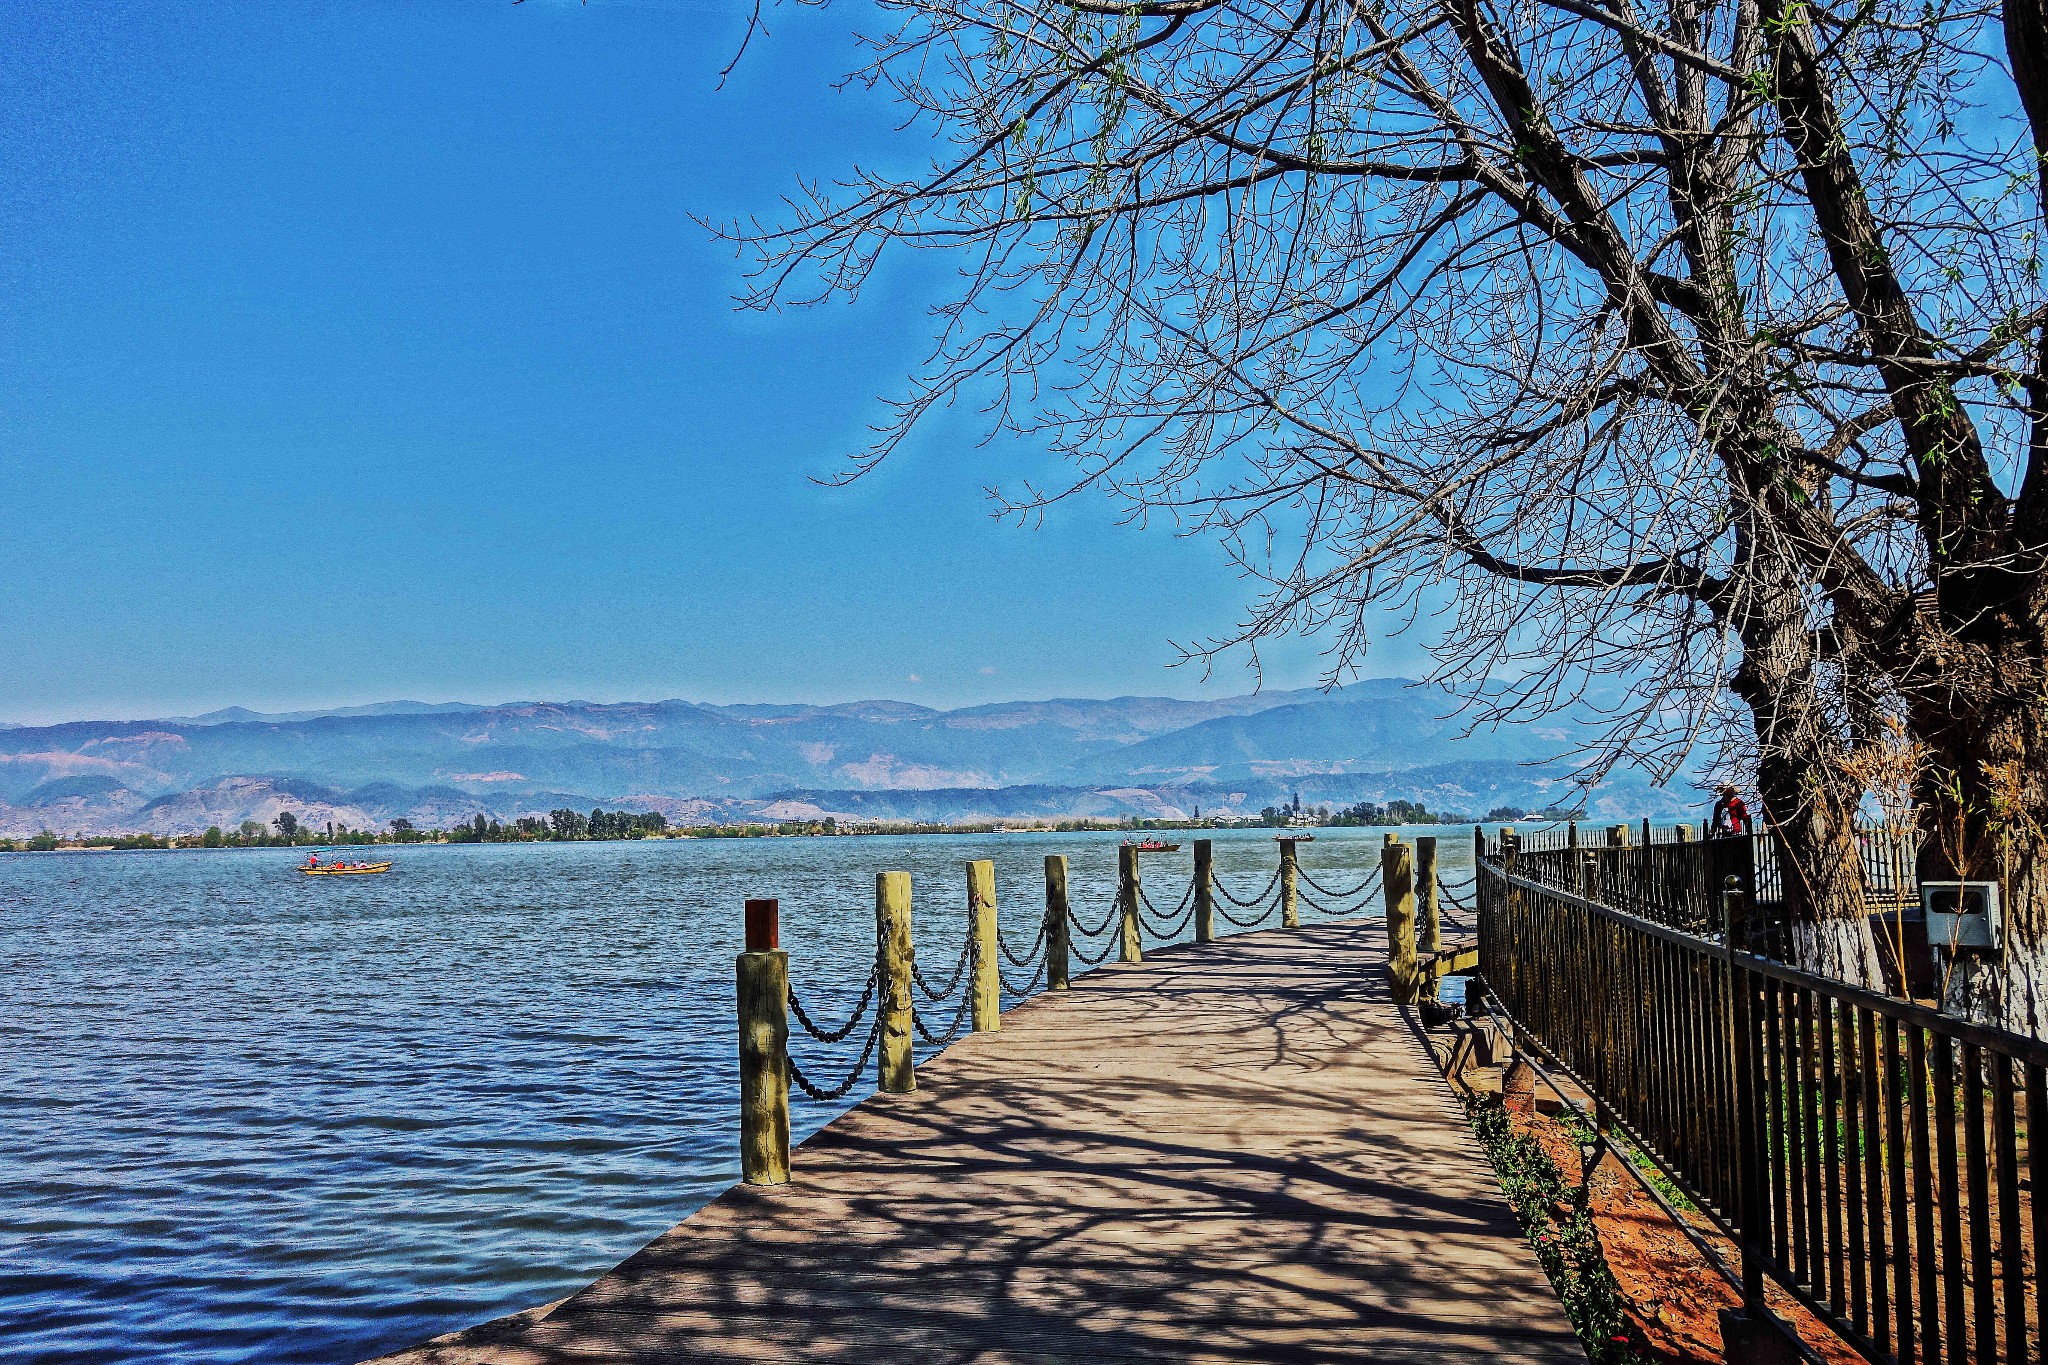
[1122, 837, 1181, 852]
[300, 854, 392, 876]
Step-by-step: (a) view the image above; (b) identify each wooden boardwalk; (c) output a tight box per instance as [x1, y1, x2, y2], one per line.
[372, 921, 1583, 1363]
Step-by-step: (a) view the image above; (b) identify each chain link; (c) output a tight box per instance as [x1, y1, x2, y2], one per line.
[787, 968, 878, 1044]
[788, 1017, 882, 1102]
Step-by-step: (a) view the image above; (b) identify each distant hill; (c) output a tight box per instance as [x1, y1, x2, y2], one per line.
[0, 685, 1696, 835]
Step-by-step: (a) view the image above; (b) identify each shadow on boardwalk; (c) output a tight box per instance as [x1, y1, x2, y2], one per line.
[369, 923, 1585, 1363]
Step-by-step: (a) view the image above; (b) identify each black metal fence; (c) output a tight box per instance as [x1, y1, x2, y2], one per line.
[1495, 822, 1918, 965]
[1478, 834, 2044, 1365]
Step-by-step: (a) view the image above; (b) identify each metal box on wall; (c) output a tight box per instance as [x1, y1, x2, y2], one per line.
[1922, 880, 2002, 952]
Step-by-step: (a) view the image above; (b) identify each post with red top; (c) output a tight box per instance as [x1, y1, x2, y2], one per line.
[736, 898, 790, 1186]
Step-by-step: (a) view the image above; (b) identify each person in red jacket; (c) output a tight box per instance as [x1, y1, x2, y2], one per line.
[1711, 784, 1753, 837]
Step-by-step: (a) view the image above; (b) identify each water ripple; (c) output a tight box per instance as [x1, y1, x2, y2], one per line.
[0, 827, 1425, 1364]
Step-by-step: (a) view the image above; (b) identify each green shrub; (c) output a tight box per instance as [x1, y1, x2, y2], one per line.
[1466, 1095, 1647, 1364]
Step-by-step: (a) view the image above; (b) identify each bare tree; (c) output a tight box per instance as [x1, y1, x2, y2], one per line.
[728, 0, 2045, 1016]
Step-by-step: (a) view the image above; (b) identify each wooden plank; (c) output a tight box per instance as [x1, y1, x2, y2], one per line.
[367, 923, 1584, 1365]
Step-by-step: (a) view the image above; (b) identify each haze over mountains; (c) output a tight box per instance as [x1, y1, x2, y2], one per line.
[0, 682, 1694, 836]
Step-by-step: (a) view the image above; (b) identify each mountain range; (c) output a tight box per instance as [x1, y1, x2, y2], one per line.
[0, 682, 1698, 836]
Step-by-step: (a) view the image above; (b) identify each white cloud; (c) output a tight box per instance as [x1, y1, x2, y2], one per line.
[905, 673, 923, 684]
[977, 665, 998, 676]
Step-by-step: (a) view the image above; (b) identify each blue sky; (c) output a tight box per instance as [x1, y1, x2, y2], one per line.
[0, 0, 1429, 725]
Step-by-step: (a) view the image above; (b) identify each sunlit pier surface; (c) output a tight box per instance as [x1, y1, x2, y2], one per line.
[368, 920, 1580, 1364]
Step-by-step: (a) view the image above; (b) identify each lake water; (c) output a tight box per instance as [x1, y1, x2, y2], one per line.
[0, 826, 1470, 1365]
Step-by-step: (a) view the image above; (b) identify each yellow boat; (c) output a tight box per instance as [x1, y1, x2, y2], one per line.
[300, 860, 393, 876]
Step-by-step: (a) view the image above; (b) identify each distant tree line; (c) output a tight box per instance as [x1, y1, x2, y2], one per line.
[443, 808, 670, 843]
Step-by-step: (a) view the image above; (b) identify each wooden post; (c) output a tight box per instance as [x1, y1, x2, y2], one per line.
[1642, 816, 1652, 847]
[875, 872, 915, 1093]
[1383, 840, 1420, 1004]
[1194, 838, 1215, 944]
[737, 898, 790, 1186]
[1044, 855, 1071, 990]
[1417, 835, 1440, 959]
[969, 860, 1000, 1032]
[1279, 839, 1300, 928]
[1118, 844, 1143, 963]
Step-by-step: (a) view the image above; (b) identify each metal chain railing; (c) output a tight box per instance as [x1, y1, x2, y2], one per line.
[1297, 865, 1378, 900]
[1435, 877, 1478, 930]
[1137, 877, 1194, 928]
[788, 1016, 882, 1102]
[1214, 892, 1278, 928]
[996, 916, 1045, 968]
[912, 928, 973, 1002]
[997, 953, 1046, 996]
[1212, 865, 1282, 908]
[911, 981, 973, 1045]
[1067, 896, 1118, 938]
[1069, 927, 1116, 964]
[787, 968, 878, 1044]
[1296, 868, 1384, 918]
[1143, 901, 1196, 938]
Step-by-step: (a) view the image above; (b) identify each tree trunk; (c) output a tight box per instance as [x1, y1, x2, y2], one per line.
[1753, 742, 1886, 989]
[1728, 552, 1886, 989]
[1912, 653, 2048, 1039]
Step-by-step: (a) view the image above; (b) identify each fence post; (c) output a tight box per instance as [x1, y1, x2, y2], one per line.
[1118, 844, 1143, 964]
[969, 860, 1000, 1032]
[1722, 874, 1771, 1333]
[1279, 838, 1300, 928]
[1501, 827, 1518, 917]
[1643, 816, 1652, 847]
[874, 872, 916, 1093]
[1417, 835, 1440, 959]
[1044, 855, 1071, 991]
[1383, 836, 1420, 1004]
[1194, 838, 1215, 944]
[737, 898, 790, 1186]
